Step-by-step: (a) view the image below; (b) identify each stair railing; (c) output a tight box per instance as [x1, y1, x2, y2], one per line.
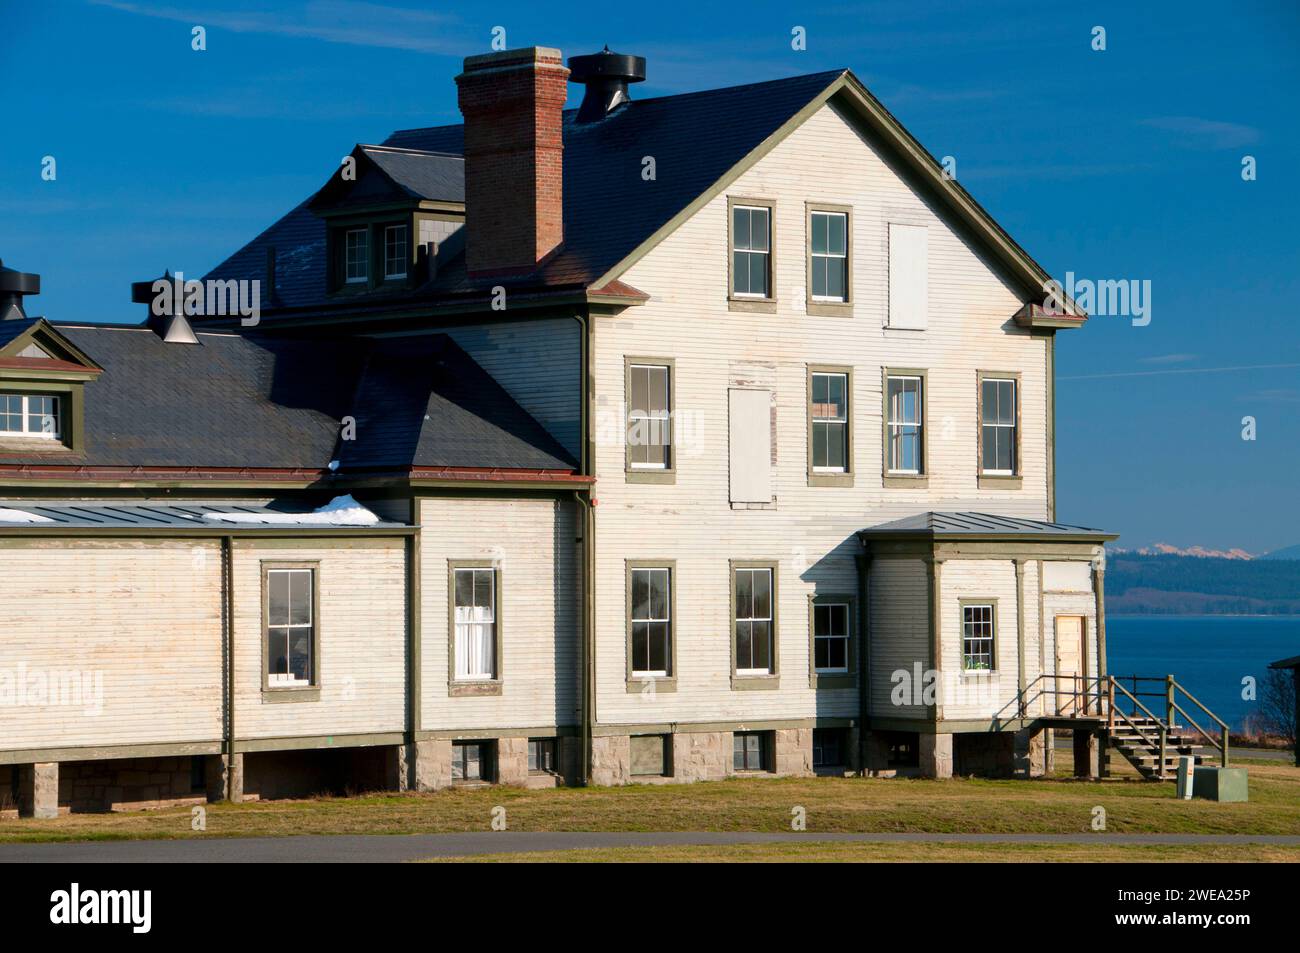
[1168, 676, 1231, 767]
[1107, 677, 1166, 767]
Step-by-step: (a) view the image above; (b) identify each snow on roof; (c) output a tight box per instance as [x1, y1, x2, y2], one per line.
[201, 495, 379, 526]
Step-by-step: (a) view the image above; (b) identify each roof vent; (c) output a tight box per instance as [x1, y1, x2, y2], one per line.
[0, 258, 40, 322]
[568, 47, 646, 123]
[131, 271, 201, 345]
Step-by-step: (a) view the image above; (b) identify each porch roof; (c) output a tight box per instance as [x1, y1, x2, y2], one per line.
[857, 511, 1117, 542]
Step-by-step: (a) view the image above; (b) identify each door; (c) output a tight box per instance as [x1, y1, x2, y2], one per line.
[1055, 616, 1085, 715]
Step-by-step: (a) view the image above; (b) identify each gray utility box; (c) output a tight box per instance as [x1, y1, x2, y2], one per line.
[1191, 766, 1249, 802]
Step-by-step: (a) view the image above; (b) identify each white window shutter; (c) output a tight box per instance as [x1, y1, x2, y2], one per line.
[888, 223, 928, 329]
[728, 388, 772, 503]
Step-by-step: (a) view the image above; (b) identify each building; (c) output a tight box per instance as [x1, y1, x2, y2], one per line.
[0, 46, 1116, 817]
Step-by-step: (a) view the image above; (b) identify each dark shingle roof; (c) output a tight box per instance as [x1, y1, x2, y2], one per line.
[0, 317, 39, 350]
[204, 70, 845, 315]
[0, 325, 574, 473]
[360, 146, 464, 203]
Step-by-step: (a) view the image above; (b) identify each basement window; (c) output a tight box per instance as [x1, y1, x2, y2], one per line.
[813, 728, 846, 769]
[528, 738, 557, 775]
[452, 741, 494, 783]
[0, 392, 60, 438]
[733, 731, 772, 772]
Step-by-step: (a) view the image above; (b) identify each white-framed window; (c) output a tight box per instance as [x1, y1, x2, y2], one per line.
[962, 603, 995, 672]
[981, 378, 1017, 474]
[734, 567, 774, 675]
[733, 731, 771, 771]
[627, 363, 670, 469]
[630, 567, 671, 677]
[452, 740, 492, 782]
[266, 568, 314, 687]
[887, 375, 923, 473]
[810, 210, 847, 301]
[454, 567, 497, 680]
[344, 228, 369, 283]
[731, 204, 771, 297]
[0, 393, 60, 438]
[813, 602, 850, 673]
[383, 224, 408, 279]
[810, 372, 848, 472]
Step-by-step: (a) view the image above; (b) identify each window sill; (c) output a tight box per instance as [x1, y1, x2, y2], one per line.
[806, 300, 853, 318]
[978, 475, 1022, 489]
[449, 680, 503, 697]
[626, 676, 677, 694]
[731, 674, 780, 691]
[959, 670, 999, 680]
[883, 474, 929, 489]
[625, 468, 676, 486]
[727, 296, 777, 314]
[808, 471, 853, 488]
[0, 437, 75, 454]
[810, 673, 855, 690]
[262, 687, 320, 704]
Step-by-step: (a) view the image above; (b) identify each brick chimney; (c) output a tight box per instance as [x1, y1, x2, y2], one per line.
[456, 47, 569, 277]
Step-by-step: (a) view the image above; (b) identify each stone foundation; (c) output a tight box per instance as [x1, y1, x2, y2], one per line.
[1013, 726, 1048, 778]
[774, 728, 813, 777]
[1072, 729, 1101, 778]
[590, 735, 631, 786]
[918, 733, 953, 779]
[671, 731, 729, 781]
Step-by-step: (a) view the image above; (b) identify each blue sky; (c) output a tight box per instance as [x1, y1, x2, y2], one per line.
[1, 0, 1297, 552]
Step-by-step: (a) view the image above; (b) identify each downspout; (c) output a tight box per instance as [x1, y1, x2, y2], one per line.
[570, 310, 595, 784]
[855, 548, 872, 775]
[221, 535, 236, 800]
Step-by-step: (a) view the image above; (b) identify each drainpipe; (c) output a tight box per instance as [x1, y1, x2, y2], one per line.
[570, 310, 595, 784]
[221, 535, 236, 800]
[855, 549, 872, 774]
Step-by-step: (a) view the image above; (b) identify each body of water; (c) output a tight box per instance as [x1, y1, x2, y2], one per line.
[1106, 615, 1300, 731]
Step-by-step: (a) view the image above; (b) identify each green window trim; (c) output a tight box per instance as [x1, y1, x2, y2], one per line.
[958, 597, 1000, 675]
[730, 559, 780, 690]
[623, 356, 676, 485]
[727, 196, 777, 313]
[807, 364, 854, 487]
[0, 379, 86, 455]
[809, 592, 856, 689]
[625, 559, 678, 694]
[976, 369, 1023, 486]
[805, 202, 853, 316]
[260, 560, 322, 702]
[882, 367, 929, 487]
[447, 560, 504, 697]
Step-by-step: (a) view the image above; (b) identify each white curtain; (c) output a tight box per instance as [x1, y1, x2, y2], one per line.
[456, 609, 494, 679]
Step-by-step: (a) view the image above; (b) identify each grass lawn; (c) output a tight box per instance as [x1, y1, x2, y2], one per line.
[428, 842, 1300, 863]
[1, 760, 1296, 845]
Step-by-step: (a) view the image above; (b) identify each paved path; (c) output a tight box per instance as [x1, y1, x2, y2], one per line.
[3, 831, 1298, 863]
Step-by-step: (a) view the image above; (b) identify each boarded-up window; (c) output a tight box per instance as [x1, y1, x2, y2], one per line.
[1043, 561, 1093, 592]
[888, 223, 928, 329]
[630, 735, 668, 776]
[729, 388, 771, 503]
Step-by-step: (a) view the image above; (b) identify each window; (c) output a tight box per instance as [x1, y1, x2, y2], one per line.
[627, 363, 671, 470]
[962, 603, 996, 672]
[453, 567, 497, 680]
[887, 223, 928, 329]
[266, 567, 314, 688]
[813, 602, 850, 673]
[731, 204, 771, 298]
[886, 375, 923, 473]
[0, 393, 60, 438]
[810, 371, 848, 473]
[813, 728, 846, 768]
[344, 228, 368, 283]
[734, 567, 774, 676]
[980, 377, 1017, 474]
[630, 735, 669, 777]
[733, 731, 771, 772]
[810, 210, 847, 301]
[630, 567, 671, 677]
[452, 741, 493, 782]
[383, 224, 408, 279]
[528, 738, 557, 775]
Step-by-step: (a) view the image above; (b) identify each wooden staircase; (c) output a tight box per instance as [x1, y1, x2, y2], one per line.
[1109, 716, 1210, 780]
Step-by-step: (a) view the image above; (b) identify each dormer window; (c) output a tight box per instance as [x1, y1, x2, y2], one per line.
[344, 229, 369, 284]
[0, 392, 60, 439]
[384, 224, 408, 280]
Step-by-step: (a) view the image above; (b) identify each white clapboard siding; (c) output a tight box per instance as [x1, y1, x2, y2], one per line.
[0, 539, 223, 750]
[419, 496, 579, 731]
[1044, 588, 1101, 683]
[232, 538, 407, 740]
[593, 98, 1050, 728]
[869, 558, 931, 720]
[939, 560, 1020, 720]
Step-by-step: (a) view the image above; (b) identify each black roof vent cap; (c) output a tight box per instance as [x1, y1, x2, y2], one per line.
[0, 258, 40, 322]
[568, 46, 646, 123]
[131, 270, 201, 345]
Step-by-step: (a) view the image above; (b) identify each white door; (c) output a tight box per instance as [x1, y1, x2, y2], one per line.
[1055, 616, 1085, 715]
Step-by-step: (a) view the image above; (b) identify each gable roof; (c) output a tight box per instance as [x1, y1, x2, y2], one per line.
[0, 325, 575, 475]
[0, 318, 103, 371]
[204, 66, 1079, 323]
[308, 144, 465, 212]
